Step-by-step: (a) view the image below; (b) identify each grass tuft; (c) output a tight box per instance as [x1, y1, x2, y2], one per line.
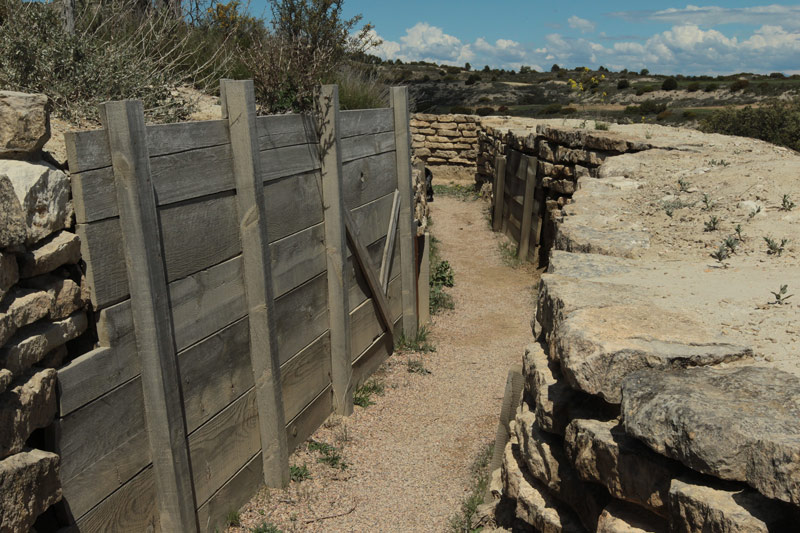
[449, 443, 494, 533]
[353, 380, 385, 408]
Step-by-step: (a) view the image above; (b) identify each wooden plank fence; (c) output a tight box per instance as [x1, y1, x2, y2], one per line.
[491, 149, 543, 263]
[55, 82, 423, 532]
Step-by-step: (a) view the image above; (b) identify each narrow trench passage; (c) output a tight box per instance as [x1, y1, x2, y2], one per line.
[232, 195, 539, 533]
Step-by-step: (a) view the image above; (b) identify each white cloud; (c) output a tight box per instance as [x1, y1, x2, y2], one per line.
[369, 20, 800, 75]
[612, 5, 800, 29]
[568, 15, 596, 34]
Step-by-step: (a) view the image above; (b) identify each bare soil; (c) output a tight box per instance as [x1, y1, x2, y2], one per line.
[228, 196, 539, 532]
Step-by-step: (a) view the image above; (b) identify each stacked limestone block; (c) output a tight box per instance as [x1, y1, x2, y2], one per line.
[499, 131, 800, 531]
[410, 113, 480, 167]
[0, 92, 87, 531]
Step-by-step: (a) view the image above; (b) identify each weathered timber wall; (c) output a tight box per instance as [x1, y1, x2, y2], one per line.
[0, 83, 423, 532]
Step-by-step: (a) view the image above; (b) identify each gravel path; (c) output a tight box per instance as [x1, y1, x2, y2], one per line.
[233, 196, 538, 533]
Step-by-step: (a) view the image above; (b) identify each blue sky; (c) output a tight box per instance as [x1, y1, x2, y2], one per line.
[252, 2, 800, 75]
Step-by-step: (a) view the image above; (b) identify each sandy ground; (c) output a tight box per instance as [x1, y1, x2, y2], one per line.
[229, 196, 539, 532]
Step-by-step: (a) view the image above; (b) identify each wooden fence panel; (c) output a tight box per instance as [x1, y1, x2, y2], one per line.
[61, 82, 416, 533]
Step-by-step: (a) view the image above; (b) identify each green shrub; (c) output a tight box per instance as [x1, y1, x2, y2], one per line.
[661, 77, 678, 91]
[705, 83, 719, 92]
[617, 79, 630, 90]
[450, 105, 472, 114]
[539, 103, 563, 115]
[730, 79, 750, 91]
[331, 65, 386, 110]
[687, 82, 701, 92]
[465, 73, 482, 85]
[635, 85, 655, 96]
[700, 99, 800, 152]
[683, 110, 698, 119]
[560, 107, 577, 115]
[656, 109, 673, 121]
[432, 260, 455, 287]
[475, 106, 495, 116]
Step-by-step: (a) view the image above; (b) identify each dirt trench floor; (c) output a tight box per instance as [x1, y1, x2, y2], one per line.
[228, 196, 539, 532]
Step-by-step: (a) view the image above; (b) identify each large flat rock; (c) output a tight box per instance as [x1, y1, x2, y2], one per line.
[668, 477, 797, 533]
[515, 407, 609, 531]
[622, 366, 800, 505]
[0, 448, 61, 532]
[502, 436, 586, 533]
[555, 304, 753, 403]
[523, 343, 616, 436]
[0, 370, 57, 458]
[565, 418, 676, 516]
[554, 218, 650, 259]
[0, 91, 50, 157]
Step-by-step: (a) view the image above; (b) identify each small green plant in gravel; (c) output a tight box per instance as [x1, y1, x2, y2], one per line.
[701, 193, 714, 211]
[780, 194, 796, 211]
[677, 178, 691, 192]
[289, 464, 310, 482]
[770, 285, 794, 305]
[735, 223, 746, 241]
[396, 326, 435, 353]
[748, 205, 762, 220]
[225, 510, 241, 527]
[432, 260, 455, 288]
[595, 121, 610, 131]
[498, 239, 524, 268]
[662, 198, 690, 217]
[723, 235, 739, 254]
[704, 216, 721, 232]
[429, 236, 456, 314]
[432, 184, 480, 201]
[764, 236, 789, 256]
[307, 440, 348, 470]
[708, 159, 730, 167]
[251, 522, 282, 533]
[449, 443, 493, 533]
[353, 379, 385, 408]
[407, 357, 431, 375]
[710, 244, 730, 267]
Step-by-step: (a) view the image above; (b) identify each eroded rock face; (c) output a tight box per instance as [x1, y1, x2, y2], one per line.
[0, 160, 71, 246]
[668, 477, 797, 533]
[0, 311, 87, 377]
[0, 252, 18, 304]
[515, 407, 609, 531]
[0, 91, 51, 158]
[0, 175, 26, 249]
[622, 366, 800, 505]
[501, 437, 586, 533]
[565, 418, 675, 516]
[555, 304, 752, 403]
[18, 230, 81, 279]
[596, 501, 665, 533]
[0, 448, 61, 532]
[0, 369, 57, 458]
[554, 220, 650, 259]
[0, 288, 53, 346]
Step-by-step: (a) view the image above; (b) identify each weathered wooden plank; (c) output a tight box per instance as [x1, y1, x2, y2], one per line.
[344, 208, 394, 340]
[350, 274, 402, 361]
[342, 150, 397, 211]
[270, 222, 326, 298]
[196, 453, 263, 533]
[170, 255, 247, 352]
[347, 191, 395, 251]
[223, 79, 289, 489]
[260, 143, 320, 183]
[280, 331, 331, 422]
[179, 317, 252, 434]
[274, 272, 329, 367]
[380, 190, 401, 291]
[160, 193, 241, 282]
[286, 386, 332, 453]
[390, 87, 418, 338]
[264, 170, 323, 243]
[76, 466, 160, 533]
[417, 232, 431, 326]
[340, 108, 394, 138]
[102, 100, 197, 531]
[256, 114, 316, 151]
[341, 131, 395, 163]
[57, 377, 149, 519]
[65, 119, 230, 174]
[492, 155, 506, 232]
[518, 156, 537, 260]
[317, 85, 353, 417]
[351, 316, 402, 388]
[188, 389, 261, 505]
[348, 234, 400, 312]
[77, 220, 128, 309]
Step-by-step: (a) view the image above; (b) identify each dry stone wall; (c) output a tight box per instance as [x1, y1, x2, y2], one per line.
[489, 125, 800, 532]
[410, 113, 480, 167]
[0, 91, 88, 531]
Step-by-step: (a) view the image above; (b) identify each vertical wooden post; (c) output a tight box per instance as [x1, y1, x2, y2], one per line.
[316, 85, 353, 416]
[390, 86, 419, 338]
[102, 101, 198, 532]
[492, 155, 506, 232]
[417, 232, 431, 326]
[221, 80, 289, 487]
[518, 155, 538, 260]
